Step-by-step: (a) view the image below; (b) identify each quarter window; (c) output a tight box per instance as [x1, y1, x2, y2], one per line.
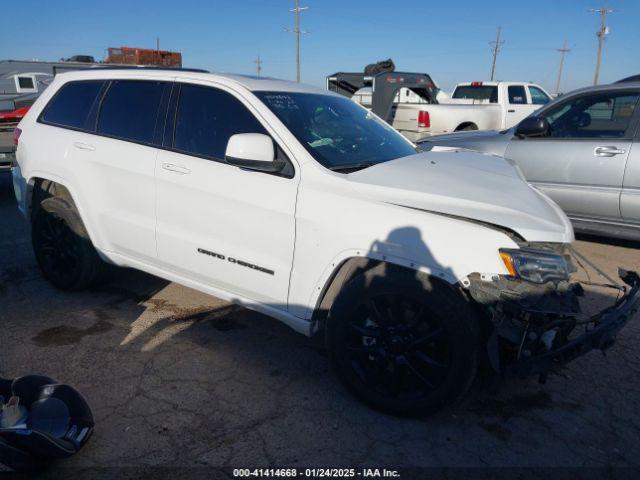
[508, 85, 527, 104]
[97, 80, 166, 144]
[173, 84, 267, 160]
[543, 92, 640, 139]
[40, 80, 105, 129]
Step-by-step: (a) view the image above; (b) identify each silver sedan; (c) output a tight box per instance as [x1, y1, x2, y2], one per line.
[420, 81, 640, 241]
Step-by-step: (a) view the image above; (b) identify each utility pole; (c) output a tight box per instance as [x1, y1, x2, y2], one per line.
[590, 7, 613, 85]
[156, 37, 160, 66]
[254, 55, 263, 77]
[286, 0, 308, 82]
[489, 27, 504, 81]
[555, 40, 571, 95]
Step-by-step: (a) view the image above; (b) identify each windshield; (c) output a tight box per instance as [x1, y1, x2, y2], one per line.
[452, 85, 498, 103]
[255, 91, 417, 170]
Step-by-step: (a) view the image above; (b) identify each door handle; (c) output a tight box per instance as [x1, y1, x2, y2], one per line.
[162, 162, 191, 174]
[507, 109, 515, 113]
[594, 146, 626, 157]
[74, 142, 95, 151]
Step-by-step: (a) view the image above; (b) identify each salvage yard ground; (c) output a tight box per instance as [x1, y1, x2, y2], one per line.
[1, 174, 640, 472]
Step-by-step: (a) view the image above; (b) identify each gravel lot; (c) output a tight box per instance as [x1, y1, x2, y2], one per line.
[1, 173, 640, 475]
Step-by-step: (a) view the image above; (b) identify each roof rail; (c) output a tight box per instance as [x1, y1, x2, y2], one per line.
[52, 65, 209, 75]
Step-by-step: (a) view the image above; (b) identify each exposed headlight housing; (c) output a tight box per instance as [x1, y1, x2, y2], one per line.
[499, 248, 570, 284]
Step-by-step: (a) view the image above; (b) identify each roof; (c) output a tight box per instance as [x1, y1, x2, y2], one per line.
[51, 68, 331, 95]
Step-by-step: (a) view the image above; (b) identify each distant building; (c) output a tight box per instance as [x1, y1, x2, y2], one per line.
[105, 47, 182, 68]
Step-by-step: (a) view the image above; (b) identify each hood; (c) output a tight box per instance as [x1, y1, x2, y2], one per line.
[420, 129, 512, 157]
[347, 151, 573, 243]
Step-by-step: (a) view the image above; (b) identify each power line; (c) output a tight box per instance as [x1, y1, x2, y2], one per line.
[254, 55, 263, 77]
[285, 0, 309, 83]
[555, 40, 571, 95]
[489, 27, 504, 81]
[590, 7, 613, 85]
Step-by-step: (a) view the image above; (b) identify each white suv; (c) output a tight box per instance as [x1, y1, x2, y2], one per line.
[12, 69, 640, 415]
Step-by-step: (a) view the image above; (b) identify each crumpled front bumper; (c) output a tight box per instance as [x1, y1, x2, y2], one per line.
[507, 270, 640, 377]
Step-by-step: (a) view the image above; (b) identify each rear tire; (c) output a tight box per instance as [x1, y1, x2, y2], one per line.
[326, 264, 481, 416]
[32, 196, 103, 291]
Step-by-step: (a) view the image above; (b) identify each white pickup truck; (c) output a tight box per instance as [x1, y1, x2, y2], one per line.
[332, 75, 552, 141]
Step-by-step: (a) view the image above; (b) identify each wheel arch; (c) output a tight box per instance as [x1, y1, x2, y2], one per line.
[25, 174, 105, 258]
[310, 254, 463, 335]
[454, 122, 478, 131]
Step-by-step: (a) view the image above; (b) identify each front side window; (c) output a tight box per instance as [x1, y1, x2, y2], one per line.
[40, 80, 105, 129]
[542, 91, 640, 139]
[508, 86, 527, 104]
[173, 84, 268, 160]
[97, 80, 166, 144]
[528, 86, 551, 105]
[255, 91, 417, 170]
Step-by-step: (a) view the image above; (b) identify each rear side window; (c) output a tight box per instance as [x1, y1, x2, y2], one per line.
[97, 80, 166, 144]
[173, 84, 267, 160]
[452, 85, 498, 103]
[40, 80, 105, 129]
[508, 85, 527, 104]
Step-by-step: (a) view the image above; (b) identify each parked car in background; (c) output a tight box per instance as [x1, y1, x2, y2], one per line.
[12, 69, 640, 415]
[420, 81, 640, 241]
[338, 77, 551, 141]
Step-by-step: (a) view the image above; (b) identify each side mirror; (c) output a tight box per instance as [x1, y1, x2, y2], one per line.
[515, 116, 550, 138]
[225, 133, 284, 173]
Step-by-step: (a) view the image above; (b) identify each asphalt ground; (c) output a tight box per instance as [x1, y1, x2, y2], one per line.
[1, 174, 639, 478]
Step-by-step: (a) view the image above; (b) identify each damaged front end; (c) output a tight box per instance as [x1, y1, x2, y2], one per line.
[465, 243, 640, 382]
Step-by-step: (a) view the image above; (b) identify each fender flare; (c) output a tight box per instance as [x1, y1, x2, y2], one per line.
[308, 249, 459, 334]
[24, 171, 107, 258]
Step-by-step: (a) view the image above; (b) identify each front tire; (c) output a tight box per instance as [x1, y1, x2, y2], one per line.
[32, 196, 103, 290]
[327, 264, 481, 416]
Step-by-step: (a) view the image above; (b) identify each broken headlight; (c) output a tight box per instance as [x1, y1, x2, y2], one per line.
[499, 248, 570, 284]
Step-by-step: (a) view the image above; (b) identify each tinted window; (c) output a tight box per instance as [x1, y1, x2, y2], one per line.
[543, 92, 640, 139]
[452, 85, 498, 103]
[256, 91, 417, 170]
[529, 86, 550, 105]
[508, 85, 527, 104]
[174, 84, 267, 159]
[40, 80, 105, 129]
[18, 77, 35, 89]
[98, 80, 165, 144]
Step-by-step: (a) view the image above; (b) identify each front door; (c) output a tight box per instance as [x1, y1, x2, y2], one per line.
[155, 82, 299, 308]
[505, 90, 640, 221]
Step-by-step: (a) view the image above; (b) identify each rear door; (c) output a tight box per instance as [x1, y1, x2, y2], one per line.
[504, 85, 533, 128]
[620, 116, 640, 223]
[505, 89, 640, 221]
[155, 81, 299, 307]
[37, 78, 169, 262]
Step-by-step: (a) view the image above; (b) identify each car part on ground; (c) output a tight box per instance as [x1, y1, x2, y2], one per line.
[0, 375, 94, 472]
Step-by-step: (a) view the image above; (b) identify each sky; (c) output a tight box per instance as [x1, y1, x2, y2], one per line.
[1, 0, 638, 94]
